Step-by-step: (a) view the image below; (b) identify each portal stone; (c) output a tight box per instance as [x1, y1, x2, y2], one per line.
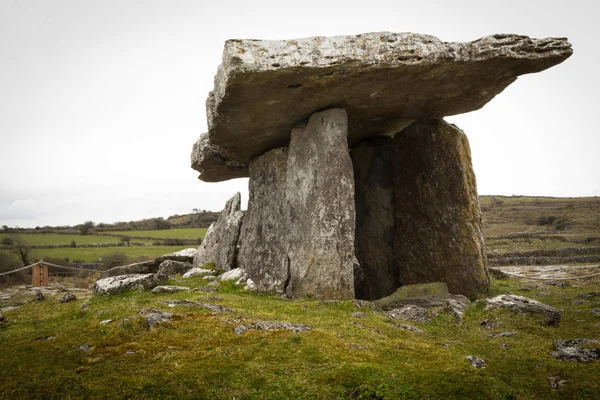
[193, 192, 244, 271]
[237, 147, 290, 292]
[285, 108, 356, 300]
[392, 120, 489, 299]
[351, 136, 399, 300]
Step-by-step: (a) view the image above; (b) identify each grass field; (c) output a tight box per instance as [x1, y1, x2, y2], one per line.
[0, 233, 153, 246]
[29, 246, 193, 263]
[1, 274, 599, 399]
[104, 228, 208, 239]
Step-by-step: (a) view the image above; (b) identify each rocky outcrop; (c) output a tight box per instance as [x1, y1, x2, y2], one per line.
[151, 286, 189, 294]
[351, 137, 398, 300]
[481, 294, 561, 326]
[193, 32, 572, 181]
[156, 248, 197, 264]
[552, 339, 600, 362]
[237, 148, 290, 293]
[193, 193, 244, 271]
[285, 108, 356, 300]
[392, 120, 489, 299]
[93, 274, 167, 296]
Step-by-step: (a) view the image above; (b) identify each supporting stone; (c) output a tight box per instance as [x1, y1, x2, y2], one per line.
[237, 148, 290, 292]
[193, 192, 244, 271]
[351, 137, 399, 300]
[392, 120, 489, 299]
[285, 108, 356, 300]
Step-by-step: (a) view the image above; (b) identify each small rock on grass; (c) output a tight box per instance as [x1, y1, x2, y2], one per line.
[552, 339, 600, 362]
[143, 311, 173, 330]
[393, 323, 424, 333]
[351, 312, 366, 318]
[385, 305, 430, 323]
[486, 332, 518, 338]
[78, 344, 92, 352]
[192, 287, 217, 293]
[500, 344, 511, 349]
[35, 291, 44, 301]
[182, 268, 215, 278]
[467, 355, 486, 369]
[151, 285, 190, 294]
[59, 291, 76, 303]
[234, 320, 312, 334]
[550, 376, 567, 390]
[99, 319, 113, 325]
[208, 281, 221, 288]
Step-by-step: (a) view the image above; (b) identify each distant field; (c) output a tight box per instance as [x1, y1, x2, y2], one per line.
[0, 245, 192, 264]
[104, 228, 208, 239]
[0, 233, 152, 246]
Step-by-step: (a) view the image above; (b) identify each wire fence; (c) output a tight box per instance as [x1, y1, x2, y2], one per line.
[0, 260, 101, 288]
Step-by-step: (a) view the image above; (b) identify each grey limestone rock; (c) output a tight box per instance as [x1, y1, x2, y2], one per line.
[193, 32, 572, 181]
[193, 192, 244, 271]
[182, 268, 215, 278]
[35, 291, 44, 301]
[157, 260, 193, 276]
[552, 339, 600, 362]
[59, 291, 76, 303]
[151, 285, 190, 294]
[155, 248, 197, 264]
[392, 120, 489, 299]
[481, 294, 561, 326]
[385, 305, 431, 323]
[467, 355, 486, 369]
[93, 274, 167, 296]
[285, 108, 356, 300]
[100, 260, 158, 279]
[393, 323, 424, 333]
[143, 310, 173, 330]
[237, 147, 290, 293]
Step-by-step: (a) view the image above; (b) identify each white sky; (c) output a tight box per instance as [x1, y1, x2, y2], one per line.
[0, 0, 598, 228]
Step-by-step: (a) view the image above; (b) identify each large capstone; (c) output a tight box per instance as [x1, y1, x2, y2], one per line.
[392, 120, 489, 299]
[237, 147, 290, 293]
[192, 32, 572, 182]
[193, 192, 244, 271]
[285, 108, 356, 300]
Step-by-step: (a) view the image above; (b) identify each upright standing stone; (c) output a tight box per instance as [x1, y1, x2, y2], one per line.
[351, 137, 399, 300]
[392, 120, 489, 299]
[285, 108, 356, 300]
[193, 192, 244, 271]
[237, 148, 290, 292]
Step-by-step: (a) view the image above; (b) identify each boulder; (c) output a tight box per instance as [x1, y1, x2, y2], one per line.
[481, 294, 561, 326]
[392, 120, 489, 299]
[157, 260, 193, 276]
[285, 108, 356, 300]
[143, 310, 173, 330]
[151, 286, 190, 294]
[237, 148, 290, 293]
[193, 193, 244, 271]
[351, 137, 398, 300]
[192, 32, 572, 181]
[93, 274, 167, 296]
[100, 260, 158, 279]
[156, 248, 197, 264]
[182, 268, 215, 278]
[374, 282, 470, 312]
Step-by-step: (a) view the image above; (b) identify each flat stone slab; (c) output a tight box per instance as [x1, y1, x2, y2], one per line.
[192, 32, 572, 181]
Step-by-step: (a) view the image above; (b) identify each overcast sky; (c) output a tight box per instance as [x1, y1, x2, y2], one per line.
[1, 0, 598, 228]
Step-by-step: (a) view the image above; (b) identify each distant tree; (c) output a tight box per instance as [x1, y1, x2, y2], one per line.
[78, 221, 95, 235]
[151, 217, 171, 230]
[1, 237, 14, 246]
[120, 236, 132, 246]
[193, 208, 199, 214]
[1, 225, 8, 233]
[70, 240, 77, 248]
[11, 236, 32, 266]
[100, 252, 128, 270]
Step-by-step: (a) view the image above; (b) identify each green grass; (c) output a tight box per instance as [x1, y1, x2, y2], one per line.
[1, 275, 599, 399]
[1, 233, 153, 246]
[1, 246, 193, 264]
[104, 228, 208, 239]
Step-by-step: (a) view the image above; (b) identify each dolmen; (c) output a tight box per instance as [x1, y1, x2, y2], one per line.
[190, 32, 573, 301]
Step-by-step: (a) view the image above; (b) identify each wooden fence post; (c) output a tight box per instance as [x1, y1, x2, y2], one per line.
[32, 262, 40, 287]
